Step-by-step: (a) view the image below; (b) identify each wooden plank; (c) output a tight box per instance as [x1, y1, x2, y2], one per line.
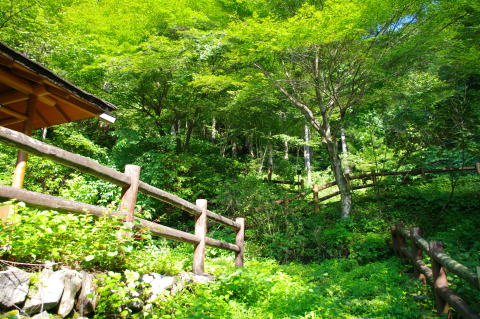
[52, 103, 72, 122]
[193, 199, 207, 275]
[44, 84, 99, 116]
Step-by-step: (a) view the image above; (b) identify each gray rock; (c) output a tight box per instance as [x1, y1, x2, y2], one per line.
[23, 269, 65, 315]
[145, 274, 175, 302]
[75, 272, 97, 316]
[57, 270, 82, 318]
[0, 267, 30, 308]
[31, 311, 49, 319]
[171, 272, 214, 295]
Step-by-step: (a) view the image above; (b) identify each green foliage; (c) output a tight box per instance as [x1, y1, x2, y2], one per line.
[94, 257, 433, 318]
[0, 205, 186, 274]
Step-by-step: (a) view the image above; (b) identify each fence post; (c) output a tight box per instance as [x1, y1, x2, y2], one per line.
[395, 221, 407, 261]
[411, 227, 426, 285]
[193, 199, 207, 275]
[430, 241, 450, 315]
[391, 224, 399, 257]
[476, 162, 480, 174]
[313, 185, 320, 213]
[235, 217, 245, 267]
[119, 165, 141, 237]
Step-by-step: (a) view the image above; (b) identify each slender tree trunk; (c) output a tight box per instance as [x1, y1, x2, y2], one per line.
[184, 120, 195, 152]
[267, 143, 273, 181]
[340, 125, 351, 175]
[174, 120, 182, 153]
[248, 137, 256, 158]
[322, 121, 352, 218]
[232, 141, 237, 158]
[284, 140, 289, 160]
[211, 117, 217, 142]
[304, 123, 312, 185]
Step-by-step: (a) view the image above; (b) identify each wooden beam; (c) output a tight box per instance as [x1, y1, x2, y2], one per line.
[53, 103, 71, 122]
[35, 107, 50, 127]
[0, 68, 56, 106]
[0, 117, 23, 126]
[0, 105, 28, 120]
[44, 84, 99, 116]
[0, 91, 28, 105]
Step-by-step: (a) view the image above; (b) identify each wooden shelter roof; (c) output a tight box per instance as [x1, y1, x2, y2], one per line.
[0, 42, 116, 132]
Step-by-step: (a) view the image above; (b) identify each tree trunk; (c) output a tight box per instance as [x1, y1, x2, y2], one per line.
[324, 133, 352, 218]
[284, 140, 289, 160]
[174, 120, 182, 153]
[267, 143, 273, 181]
[341, 125, 351, 175]
[304, 123, 312, 185]
[211, 117, 217, 142]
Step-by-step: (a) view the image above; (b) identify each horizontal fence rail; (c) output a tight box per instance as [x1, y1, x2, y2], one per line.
[273, 165, 479, 211]
[392, 222, 480, 319]
[0, 126, 244, 274]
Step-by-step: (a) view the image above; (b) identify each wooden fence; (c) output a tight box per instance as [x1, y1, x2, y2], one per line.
[0, 127, 244, 275]
[391, 222, 480, 319]
[274, 165, 479, 211]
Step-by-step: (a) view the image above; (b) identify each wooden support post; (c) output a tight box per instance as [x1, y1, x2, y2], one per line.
[1, 96, 36, 220]
[395, 222, 407, 262]
[476, 163, 480, 175]
[119, 165, 141, 236]
[193, 199, 207, 275]
[430, 241, 450, 316]
[313, 184, 320, 213]
[411, 227, 426, 285]
[391, 224, 399, 257]
[235, 217, 245, 267]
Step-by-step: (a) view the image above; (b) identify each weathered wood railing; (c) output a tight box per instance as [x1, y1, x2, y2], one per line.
[391, 222, 480, 319]
[0, 126, 244, 275]
[274, 165, 479, 211]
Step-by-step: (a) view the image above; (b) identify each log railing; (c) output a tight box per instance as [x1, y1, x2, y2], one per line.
[273, 165, 479, 211]
[391, 222, 480, 319]
[0, 126, 244, 275]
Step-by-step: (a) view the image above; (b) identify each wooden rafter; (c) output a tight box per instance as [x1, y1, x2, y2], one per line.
[0, 105, 28, 120]
[0, 90, 28, 105]
[0, 117, 23, 126]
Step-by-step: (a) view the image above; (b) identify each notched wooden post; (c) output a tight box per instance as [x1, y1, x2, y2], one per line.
[119, 165, 141, 237]
[411, 227, 426, 285]
[235, 217, 245, 268]
[313, 184, 320, 213]
[430, 241, 450, 316]
[193, 199, 207, 275]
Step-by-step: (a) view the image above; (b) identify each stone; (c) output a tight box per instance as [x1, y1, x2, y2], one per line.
[0, 267, 30, 308]
[31, 311, 49, 319]
[144, 274, 175, 302]
[23, 269, 65, 315]
[57, 270, 82, 318]
[171, 272, 214, 295]
[75, 272, 97, 316]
